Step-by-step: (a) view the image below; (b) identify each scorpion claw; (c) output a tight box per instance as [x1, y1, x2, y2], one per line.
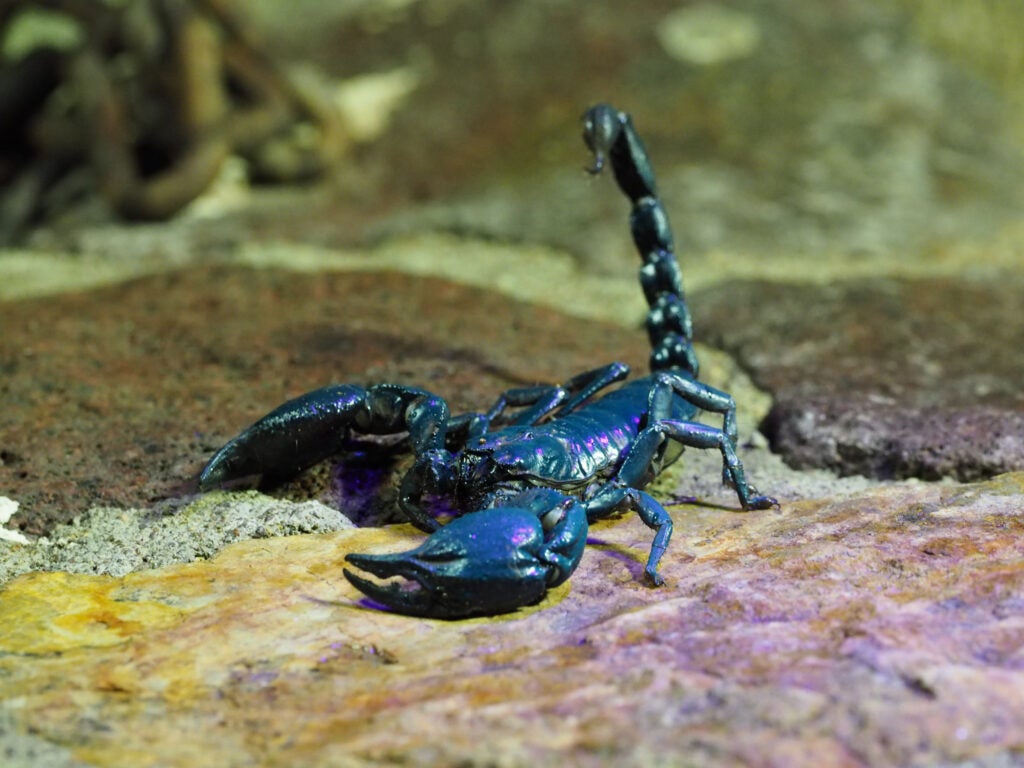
[343, 507, 558, 619]
[198, 384, 367, 490]
[341, 561, 431, 617]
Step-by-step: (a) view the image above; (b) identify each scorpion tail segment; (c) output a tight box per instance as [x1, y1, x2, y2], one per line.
[582, 104, 658, 202]
[583, 103, 697, 376]
[198, 384, 367, 490]
[344, 497, 588, 619]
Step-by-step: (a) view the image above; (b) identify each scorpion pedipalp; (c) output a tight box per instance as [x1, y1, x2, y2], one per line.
[344, 489, 588, 619]
[198, 384, 367, 489]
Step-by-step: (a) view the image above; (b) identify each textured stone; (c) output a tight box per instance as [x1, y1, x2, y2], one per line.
[0, 493, 352, 584]
[698, 276, 1024, 480]
[2, 473, 1023, 766]
[0, 266, 650, 535]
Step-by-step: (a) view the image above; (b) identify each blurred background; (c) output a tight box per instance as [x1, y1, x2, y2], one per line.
[3, 0, 1022, 276]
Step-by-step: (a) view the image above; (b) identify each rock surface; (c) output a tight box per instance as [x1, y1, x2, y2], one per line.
[0, 265, 653, 535]
[2, 473, 1023, 766]
[2, 0, 1023, 765]
[697, 275, 1024, 480]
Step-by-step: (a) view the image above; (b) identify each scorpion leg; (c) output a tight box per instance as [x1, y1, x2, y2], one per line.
[446, 362, 630, 441]
[646, 371, 779, 495]
[584, 414, 773, 586]
[585, 484, 673, 586]
[444, 384, 570, 443]
[649, 371, 739, 445]
[584, 372, 776, 585]
[620, 419, 776, 512]
[344, 488, 589, 619]
[556, 362, 631, 417]
[198, 383, 451, 493]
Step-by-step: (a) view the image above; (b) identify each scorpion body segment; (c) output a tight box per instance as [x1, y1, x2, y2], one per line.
[197, 104, 775, 619]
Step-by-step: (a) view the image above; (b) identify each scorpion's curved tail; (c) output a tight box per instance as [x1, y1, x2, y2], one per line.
[583, 104, 698, 377]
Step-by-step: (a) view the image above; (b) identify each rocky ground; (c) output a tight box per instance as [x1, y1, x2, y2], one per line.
[2, 1, 1023, 766]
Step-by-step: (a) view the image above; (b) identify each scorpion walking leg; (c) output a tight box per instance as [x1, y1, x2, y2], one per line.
[648, 370, 739, 464]
[585, 484, 673, 586]
[649, 373, 738, 438]
[444, 383, 571, 442]
[555, 362, 631, 417]
[446, 362, 630, 441]
[584, 413, 773, 586]
[621, 420, 776, 512]
[645, 372, 778, 507]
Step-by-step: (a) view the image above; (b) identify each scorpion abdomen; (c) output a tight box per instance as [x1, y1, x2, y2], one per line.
[478, 376, 700, 489]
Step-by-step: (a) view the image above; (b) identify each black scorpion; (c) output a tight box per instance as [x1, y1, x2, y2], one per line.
[197, 104, 776, 619]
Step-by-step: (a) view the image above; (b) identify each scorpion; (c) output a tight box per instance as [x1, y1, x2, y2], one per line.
[197, 104, 776, 619]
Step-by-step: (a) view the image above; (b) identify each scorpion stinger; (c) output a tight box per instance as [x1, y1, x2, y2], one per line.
[196, 103, 776, 619]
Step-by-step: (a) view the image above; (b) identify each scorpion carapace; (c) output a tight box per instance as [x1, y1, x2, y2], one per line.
[197, 104, 776, 619]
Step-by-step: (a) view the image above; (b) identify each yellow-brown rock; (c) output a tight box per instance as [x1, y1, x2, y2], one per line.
[3, 474, 1024, 766]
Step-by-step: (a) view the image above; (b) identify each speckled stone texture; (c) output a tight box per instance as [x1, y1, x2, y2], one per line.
[2, 473, 1023, 767]
[0, 267, 648, 535]
[697, 276, 1024, 480]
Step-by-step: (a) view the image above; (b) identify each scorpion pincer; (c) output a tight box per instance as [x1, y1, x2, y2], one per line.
[196, 104, 776, 619]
